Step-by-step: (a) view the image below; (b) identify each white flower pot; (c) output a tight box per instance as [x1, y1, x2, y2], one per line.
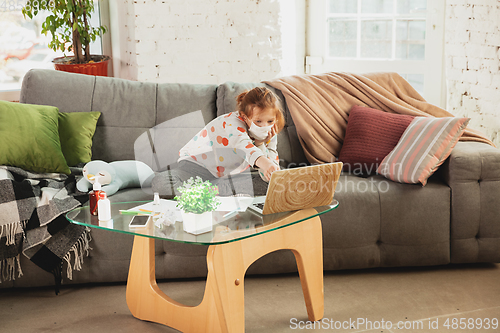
[181, 211, 213, 235]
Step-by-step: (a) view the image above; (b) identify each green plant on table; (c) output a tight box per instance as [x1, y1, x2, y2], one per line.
[175, 177, 220, 214]
[22, 0, 107, 64]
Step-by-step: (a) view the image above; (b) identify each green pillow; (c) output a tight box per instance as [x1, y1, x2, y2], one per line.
[58, 111, 101, 166]
[0, 100, 70, 174]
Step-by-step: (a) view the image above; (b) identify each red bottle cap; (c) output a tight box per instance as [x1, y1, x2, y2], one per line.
[99, 192, 107, 199]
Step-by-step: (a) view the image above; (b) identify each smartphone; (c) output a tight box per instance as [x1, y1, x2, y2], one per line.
[129, 215, 151, 228]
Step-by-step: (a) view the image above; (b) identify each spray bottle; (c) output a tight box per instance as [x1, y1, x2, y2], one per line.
[89, 175, 103, 216]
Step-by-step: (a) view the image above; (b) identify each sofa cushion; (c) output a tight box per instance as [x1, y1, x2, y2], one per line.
[95, 81, 218, 168]
[338, 105, 414, 175]
[0, 100, 70, 174]
[143, 83, 218, 171]
[58, 111, 101, 166]
[378, 117, 470, 186]
[91, 76, 158, 162]
[323, 173, 450, 270]
[20, 69, 95, 113]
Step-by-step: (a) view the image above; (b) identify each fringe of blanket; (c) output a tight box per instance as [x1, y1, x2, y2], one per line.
[62, 227, 93, 281]
[0, 225, 92, 287]
[0, 255, 23, 282]
[0, 220, 26, 246]
[0, 220, 27, 283]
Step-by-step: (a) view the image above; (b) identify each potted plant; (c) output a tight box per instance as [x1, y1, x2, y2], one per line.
[22, 0, 110, 76]
[175, 177, 220, 235]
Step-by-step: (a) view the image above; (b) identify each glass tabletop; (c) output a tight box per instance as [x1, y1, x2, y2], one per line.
[66, 199, 339, 245]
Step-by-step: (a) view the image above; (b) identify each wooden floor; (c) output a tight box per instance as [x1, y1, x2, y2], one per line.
[2, 263, 500, 333]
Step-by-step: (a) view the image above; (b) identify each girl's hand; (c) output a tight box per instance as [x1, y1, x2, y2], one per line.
[253, 124, 277, 147]
[255, 156, 280, 181]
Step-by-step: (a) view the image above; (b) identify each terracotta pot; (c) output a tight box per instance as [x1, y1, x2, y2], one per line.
[53, 55, 111, 77]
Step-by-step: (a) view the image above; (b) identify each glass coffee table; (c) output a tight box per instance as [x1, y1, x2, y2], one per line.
[67, 199, 339, 333]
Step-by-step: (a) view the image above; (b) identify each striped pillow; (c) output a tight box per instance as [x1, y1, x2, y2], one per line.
[377, 117, 470, 185]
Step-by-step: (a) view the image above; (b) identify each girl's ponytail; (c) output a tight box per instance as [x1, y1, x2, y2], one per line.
[236, 91, 247, 105]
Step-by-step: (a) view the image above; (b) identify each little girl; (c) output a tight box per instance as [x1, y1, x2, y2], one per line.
[165, 86, 285, 196]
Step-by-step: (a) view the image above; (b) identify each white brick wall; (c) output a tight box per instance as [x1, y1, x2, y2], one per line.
[110, 0, 305, 85]
[445, 1, 500, 146]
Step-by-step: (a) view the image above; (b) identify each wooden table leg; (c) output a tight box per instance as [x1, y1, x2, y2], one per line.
[206, 211, 324, 332]
[291, 218, 324, 321]
[126, 209, 324, 332]
[126, 235, 224, 332]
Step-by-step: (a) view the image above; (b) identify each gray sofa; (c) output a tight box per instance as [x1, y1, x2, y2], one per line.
[2, 69, 500, 288]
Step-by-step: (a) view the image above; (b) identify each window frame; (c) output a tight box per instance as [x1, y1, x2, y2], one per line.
[306, 0, 446, 107]
[0, 0, 111, 102]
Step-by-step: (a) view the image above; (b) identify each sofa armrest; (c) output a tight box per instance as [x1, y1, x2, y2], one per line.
[438, 141, 500, 263]
[440, 141, 500, 184]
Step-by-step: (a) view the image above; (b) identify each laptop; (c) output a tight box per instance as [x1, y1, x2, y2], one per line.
[248, 162, 343, 215]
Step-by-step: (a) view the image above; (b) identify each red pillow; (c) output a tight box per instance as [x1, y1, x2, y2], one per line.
[338, 105, 415, 175]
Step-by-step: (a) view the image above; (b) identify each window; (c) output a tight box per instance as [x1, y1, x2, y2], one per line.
[307, 0, 446, 107]
[0, 0, 108, 101]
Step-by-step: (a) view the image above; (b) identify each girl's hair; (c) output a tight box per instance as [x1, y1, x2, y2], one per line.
[236, 86, 285, 133]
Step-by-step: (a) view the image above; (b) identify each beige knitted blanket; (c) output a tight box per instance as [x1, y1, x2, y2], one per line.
[265, 72, 493, 164]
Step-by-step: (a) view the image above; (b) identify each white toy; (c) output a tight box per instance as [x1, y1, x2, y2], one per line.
[77, 160, 155, 196]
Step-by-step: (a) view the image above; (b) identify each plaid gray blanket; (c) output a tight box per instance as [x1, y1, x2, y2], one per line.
[0, 166, 90, 292]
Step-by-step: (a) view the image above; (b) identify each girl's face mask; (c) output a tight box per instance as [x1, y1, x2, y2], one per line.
[248, 121, 273, 140]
